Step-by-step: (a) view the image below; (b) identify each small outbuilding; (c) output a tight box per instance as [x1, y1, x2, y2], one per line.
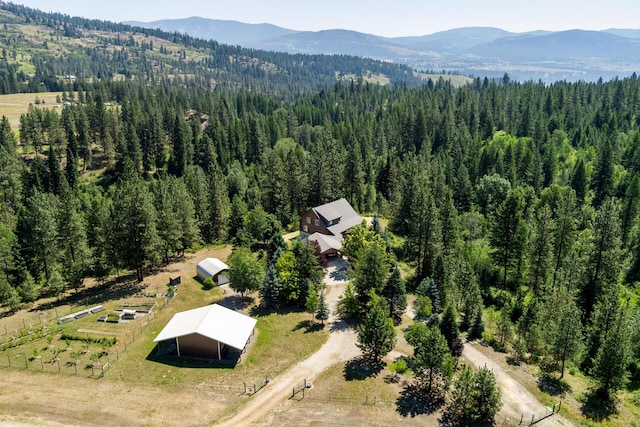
[154, 304, 257, 361]
[196, 258, 230, 285]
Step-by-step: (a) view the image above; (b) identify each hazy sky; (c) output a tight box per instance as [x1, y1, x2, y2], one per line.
[10, 0, 640, 37]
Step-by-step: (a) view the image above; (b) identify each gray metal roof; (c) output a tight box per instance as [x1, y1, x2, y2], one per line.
[312, 198, 360, 226]
[308, 232, 342, 253]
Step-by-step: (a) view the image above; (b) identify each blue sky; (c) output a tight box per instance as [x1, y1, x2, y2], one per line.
[10, 0, 640, 37]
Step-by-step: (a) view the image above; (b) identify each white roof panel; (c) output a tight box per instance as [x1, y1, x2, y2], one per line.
[154, 304, 257, 351]
[197, 258, 230, 277]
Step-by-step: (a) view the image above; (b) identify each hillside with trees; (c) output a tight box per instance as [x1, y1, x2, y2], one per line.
[0, 3, 639, 424]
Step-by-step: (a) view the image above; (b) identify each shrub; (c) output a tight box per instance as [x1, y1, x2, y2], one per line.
[203, 277, 215, 290]
[389, 358, 408, 374]
[60, 332, 116, 347]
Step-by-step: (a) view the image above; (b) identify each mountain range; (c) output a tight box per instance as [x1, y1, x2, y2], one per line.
[126, 18, 640, 82]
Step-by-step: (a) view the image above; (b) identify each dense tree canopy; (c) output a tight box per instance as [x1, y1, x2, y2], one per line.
[0, 4, 640, 404]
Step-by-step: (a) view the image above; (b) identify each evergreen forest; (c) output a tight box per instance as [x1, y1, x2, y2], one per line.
[1, 3, 640, 421]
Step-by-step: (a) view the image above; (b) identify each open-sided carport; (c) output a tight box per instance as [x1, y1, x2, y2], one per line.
[154, 304, 256, 361]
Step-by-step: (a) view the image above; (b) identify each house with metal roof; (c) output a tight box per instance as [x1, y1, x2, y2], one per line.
[299, 198, 362, 256]
[153, 304, 256, 361]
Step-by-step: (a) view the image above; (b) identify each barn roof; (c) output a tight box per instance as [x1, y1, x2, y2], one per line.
[154, 304, 256, 351]
[197, 258, 230, 277]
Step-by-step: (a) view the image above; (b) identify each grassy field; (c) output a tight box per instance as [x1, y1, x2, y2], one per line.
[0, 245, 330, 425]
[414, 71, 474, 87]
[0, 91, 63, 130]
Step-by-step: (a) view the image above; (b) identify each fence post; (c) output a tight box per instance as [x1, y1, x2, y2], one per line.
[7, 354, 10, 367]
[531, 414, 534, 425]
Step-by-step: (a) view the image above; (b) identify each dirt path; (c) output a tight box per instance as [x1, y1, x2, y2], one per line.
[463, 342, 573, 426]
[216, 258, 358, 426]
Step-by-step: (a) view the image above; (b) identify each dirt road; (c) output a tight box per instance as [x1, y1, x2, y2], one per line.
[216, 258, 358, 426]
[463, 342, 573, 426]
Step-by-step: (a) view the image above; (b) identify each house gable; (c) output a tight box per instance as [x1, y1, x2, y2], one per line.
[299, 198, 362, 254]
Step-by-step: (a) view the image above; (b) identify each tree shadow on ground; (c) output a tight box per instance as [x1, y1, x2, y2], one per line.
[293, 319, 325, 333]
[580, 388, 618, 421]
[344, 356, 384, 381]
[538, 373, 571, 396]
[329, 266, 348, 282]
[396, 383, 445, 418]
[30, 273, 143, 312]
[217, 294, 254, 311]
[506, 356, 523, 366]
[438, 412, 494, 427]
[329, 318, 355, 332]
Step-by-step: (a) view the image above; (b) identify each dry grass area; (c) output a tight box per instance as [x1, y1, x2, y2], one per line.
[257, 361, 428, 427]
[413, 71, 474, 87]
[0, 92, 63, 130]
[0, 245, 329, 426]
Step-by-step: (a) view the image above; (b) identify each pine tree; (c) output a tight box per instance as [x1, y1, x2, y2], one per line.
[490, 189, 527, 290]
[473, 366, 502, 422]
[496, 311, 513, 347]
[260, 264, 282, 309]
[352, 241, 391, 308]
[406, 322, 454, 392]
[620, 173, 640, 247]
[581, 198, 623, 322]
[267, 232, 287, 265]
[468, 304, 485, 340]
[305, 283, 319, 320]
[17, 271, 38, 303]
[447, 364, 475, 424]
[592, 132, 614, 207]
[382, 266, 407, 321]
[357, 291, 396, 365]
[570, 157, 587, 202]
[316, 292, 329, 325]
[592, 306, 632, 397]
[425, 277, 442, 314]
[528, 204, 555, 295]
[16, 189, 59, 281]
[111, 164, 161, 281]
[440, 303, 460, 350]
[549, 297, 583, 378]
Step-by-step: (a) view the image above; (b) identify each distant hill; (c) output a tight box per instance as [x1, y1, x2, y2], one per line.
[603, 28, 640, 38]
[467, 30, 640, 62]
[132, 17, 640, 82]
[125, 17, 296, 47]
[253, 29, 441, 60]
[0, 3, 425, 98]
[388, 27, 517, 53]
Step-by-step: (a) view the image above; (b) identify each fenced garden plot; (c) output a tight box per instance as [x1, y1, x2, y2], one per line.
[1, 332, 118, 377]
[0, 325, 64, 352]
[0, 305, 72, 337]
[115, 301, 156, 313]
